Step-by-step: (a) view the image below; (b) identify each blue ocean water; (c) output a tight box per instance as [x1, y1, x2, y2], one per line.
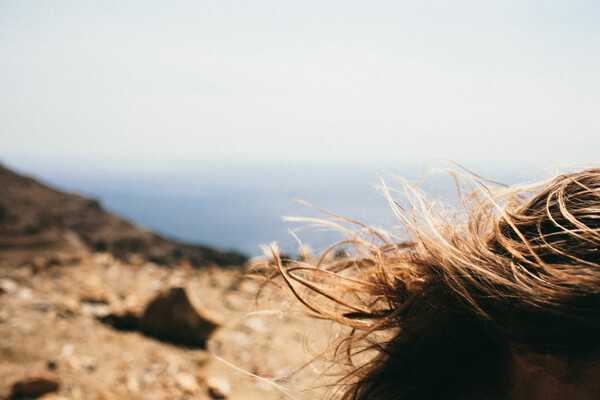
[10, 159, 538, 257]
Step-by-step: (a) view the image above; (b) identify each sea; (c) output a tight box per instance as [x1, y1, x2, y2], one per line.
[7, 159, 547, 258]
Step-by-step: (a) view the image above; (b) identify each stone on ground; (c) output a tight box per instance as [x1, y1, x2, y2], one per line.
[4, 373, 60, 399]
[139, 286, 219, 347]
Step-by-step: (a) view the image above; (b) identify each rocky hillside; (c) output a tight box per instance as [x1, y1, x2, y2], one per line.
[0, 164, 247, 267]
[0, 163, 338, 399]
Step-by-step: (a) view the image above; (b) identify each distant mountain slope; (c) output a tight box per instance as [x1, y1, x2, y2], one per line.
[0, 164, 248, 267]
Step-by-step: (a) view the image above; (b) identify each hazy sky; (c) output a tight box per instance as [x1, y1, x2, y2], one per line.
[1, 1, 599, 172]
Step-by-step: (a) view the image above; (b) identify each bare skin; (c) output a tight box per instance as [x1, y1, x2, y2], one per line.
[505, 353, 600, 400]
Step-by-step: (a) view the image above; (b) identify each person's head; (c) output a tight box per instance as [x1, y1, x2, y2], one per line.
[263, 167, 600, 400]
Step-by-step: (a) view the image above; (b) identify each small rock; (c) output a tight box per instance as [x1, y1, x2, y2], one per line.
[0, 279, 17, 294]
[195, 352, 211, 367]
[175, 372, 200, 394]
[17, 287, 33, 301]
[244, 317, 266, 333]
[80, 356, 97, 372]
[46, 359, 58, 371]
[229, 331, 250, 346]
[126, 374, 140, 394]
[92, 253, 115, 265]
[79, 303, 111, 318]
[236, 349, 252, 362]
[5, 373, 60, 399]
[61, 344, 74, 357]
[142, 369, 158, 385]
[205, 376, 231, 399]
[79, 278, 110, 304]
[67, 357, 81, 373]
[126, 253, 145, 267]
[139, 286, 219, 347]
[123, 295, 142, 310]
[151, 279, 163, 292]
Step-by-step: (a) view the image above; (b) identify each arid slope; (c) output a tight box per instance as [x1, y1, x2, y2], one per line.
[0, 164, 247, 267]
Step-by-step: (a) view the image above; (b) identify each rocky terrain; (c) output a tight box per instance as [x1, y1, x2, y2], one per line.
[0, 164, 247, 268]
[0, 165, 338, 399]
[0, 254, 335, 400]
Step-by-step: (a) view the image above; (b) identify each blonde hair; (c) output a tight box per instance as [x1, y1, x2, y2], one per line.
[260, 167, 600, 400]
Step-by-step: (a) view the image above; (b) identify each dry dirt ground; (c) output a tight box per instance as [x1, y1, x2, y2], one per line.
[0, 254, 342, 400]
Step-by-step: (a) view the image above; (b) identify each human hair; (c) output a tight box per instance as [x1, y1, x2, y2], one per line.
[259, 167, 600, 400]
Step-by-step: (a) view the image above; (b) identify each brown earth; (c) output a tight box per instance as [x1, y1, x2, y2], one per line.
[0, 254, 338, 400]
[0, 163, 341, 399]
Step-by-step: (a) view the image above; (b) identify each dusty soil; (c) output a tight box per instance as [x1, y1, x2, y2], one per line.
[0, 254, 339, 400]
[0, 164, 346, 399]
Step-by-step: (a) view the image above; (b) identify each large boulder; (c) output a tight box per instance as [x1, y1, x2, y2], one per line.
[139, 287, 219, 347]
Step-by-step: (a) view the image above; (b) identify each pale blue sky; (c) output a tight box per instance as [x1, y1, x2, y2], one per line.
[1, 1, 599, 172]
